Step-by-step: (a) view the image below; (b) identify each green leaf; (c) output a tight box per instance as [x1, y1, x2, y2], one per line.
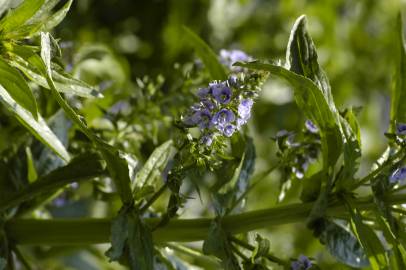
[203, 218, 241, 270]
[285, 15, 341, 169]
[0, 84, 70, 161]
[336, 113, 361, 189]
[106, 208, 128, 261]
[182, 26, 228, 80]
[236, 62, 342, 170]
[252, 234, 270, 262]
[0, 58, 38, 119]
[9, 52, 101, 98]
[25, 147, 37, 183]
[127, 212, 155, 270]
[218, 137, 256, 214]
[321, 221, 369, 268]
[390, 13, 406, 131]
[0, 0, 44, 33]
[132, 140, 173, 191]
[43, 0, 73, 31]
[0, 153, 105, 212]
[347, 204, 388, 270]
[100, 144, 134, 205]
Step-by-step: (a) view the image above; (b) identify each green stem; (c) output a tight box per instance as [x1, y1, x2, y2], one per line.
[6, 193, 406, 246]
[139, 184, 167, 214]
[350, 147, 406, 190]
[230, 236, 287, 266]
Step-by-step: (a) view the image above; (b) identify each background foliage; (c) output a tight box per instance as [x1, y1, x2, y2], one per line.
[1, 0, 406, 269]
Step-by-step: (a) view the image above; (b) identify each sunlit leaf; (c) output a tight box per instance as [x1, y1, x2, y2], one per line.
[0, 0, 44, 33]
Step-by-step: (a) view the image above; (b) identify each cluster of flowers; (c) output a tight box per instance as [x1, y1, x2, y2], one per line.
[183, 76, 255, 146]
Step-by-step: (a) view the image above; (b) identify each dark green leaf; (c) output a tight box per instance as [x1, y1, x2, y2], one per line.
[0, 0, 44, 33]
[127, 212, 155, 270]
[0, 153, 105, 212]
[321, 221, 369, 268]
[106, 209, 128, 261]
[43, 0, 73, 31]
[0, 58, 38, 119]
[203, 218, 241, 270]
[182, 26, 228, 80]
[252, 234, 270, 262]
[390, 13, 406, 131]
[100, 144, 134, 205]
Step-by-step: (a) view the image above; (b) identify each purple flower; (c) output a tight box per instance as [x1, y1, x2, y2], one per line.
[211, 83, 232, 104]
[197, 87, 211, 99]
[184, 108, 212, 129]
[238, 98, 253, 120]
[200, 133, 214, 146]
[396, 123, 406, 135]
[291, 255, 312, 270]
[389, 167, 406, 183]
[201, 99, 215, 110]
[228, 75, 238, 87]
[223, 124, 236, 137]
[220, 49, 252, 72]
[212, 109, 235, 129]
[305, 120, 318, 133]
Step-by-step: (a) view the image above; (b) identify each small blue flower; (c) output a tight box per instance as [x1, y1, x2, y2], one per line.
[200, 133, 214, 146]
[238, 98, 253, 120]
[223, 124, 237, 137]
[220, 49, 252, 70]
[211, 83, 232, 104]
[291, 255, 312, 270]
[228, 75, 238, 87]
[201, 99, 216, 110]
[389, 167, 406, 183]
[396, 123, 406, 135]
[184, 108, 213, 129]
[212, 109, 235, 129]
[197, 87, 211, 99]
[305, 120, 318, 133]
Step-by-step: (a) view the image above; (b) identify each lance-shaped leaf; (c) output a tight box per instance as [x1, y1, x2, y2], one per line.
[0, 58, 38, 119]
[182, 26, 228, 80]
[0, 84, 69, 162]
[0, 0, 44, 33]
[43, 0, 73, 31]
[347, 202, 388, 270]
[132, 140, 173, 191]
[390, 13, 406, 132]
[0, 153, 105, 212]
[285, 15, 342, 168]
[321, 221, 369, 268]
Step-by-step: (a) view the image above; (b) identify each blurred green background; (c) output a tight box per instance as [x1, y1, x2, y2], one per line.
[9, 0, 406, 269]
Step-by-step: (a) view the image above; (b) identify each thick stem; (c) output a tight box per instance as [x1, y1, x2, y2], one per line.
[5, 193, 406, 246]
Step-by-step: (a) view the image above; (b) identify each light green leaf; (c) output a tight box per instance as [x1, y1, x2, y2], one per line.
[182, 26, 228, 80]
[0, 58, 38, 119]
[9, 51, 101, 98]
[0, 153, 105, 212]
[0, 0, 44, 33]
[348, 205, 388, 270]
[0, 84, 69, 162]
[133, 140, 173, 191]
[236, 62, 342, 169]
[25, 147, 37, 183]
[43, 0, 73, 31]
[390, 13, 406, 131]
[252, 234, 270, 262]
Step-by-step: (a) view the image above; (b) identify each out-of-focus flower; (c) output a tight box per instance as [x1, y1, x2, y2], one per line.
[291, 255, 312, 270]
[389, 167, 406, 183]
[396, 123, 406, 135]
[220, 49, 252, 72]
[305, 120, 318, 134]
